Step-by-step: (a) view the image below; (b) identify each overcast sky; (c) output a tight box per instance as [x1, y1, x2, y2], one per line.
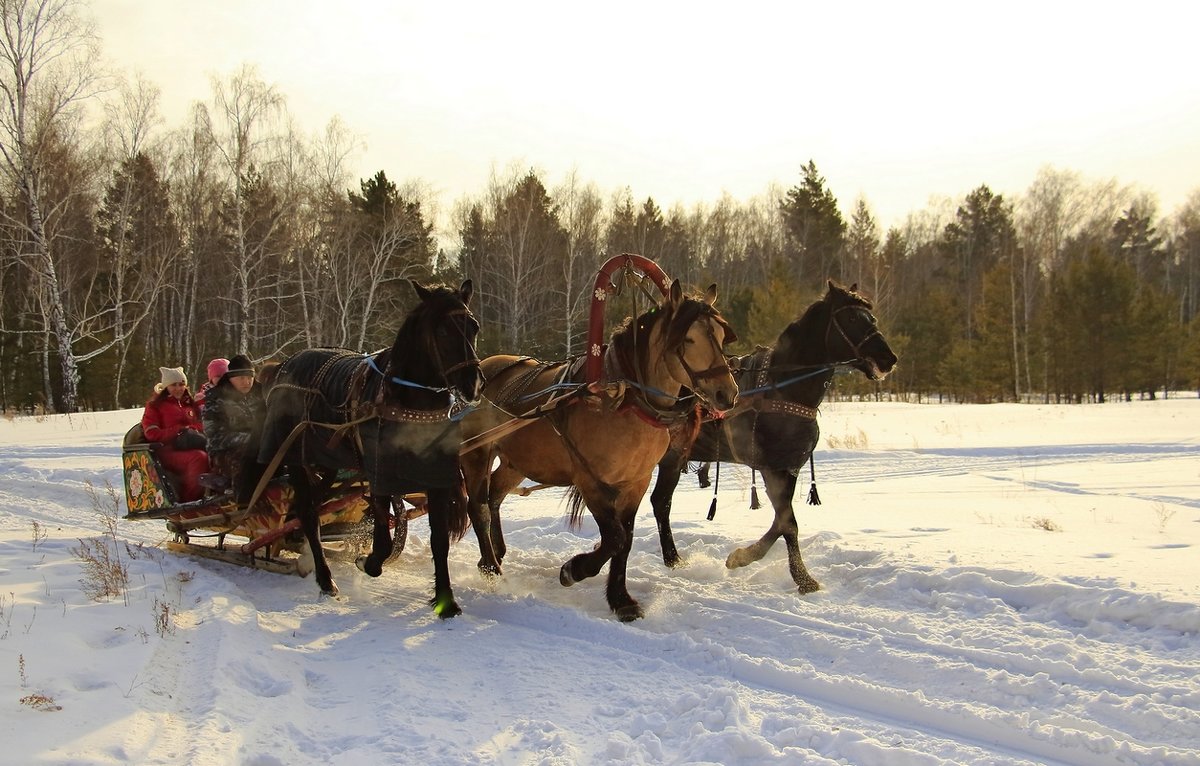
[95, 0, 1200, 230]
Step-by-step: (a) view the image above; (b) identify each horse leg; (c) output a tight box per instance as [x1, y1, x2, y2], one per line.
[649, 448, 686, 568]
[293, 466, 337, 596]
[355, 494, 394, 577]
[725, 468, 819, 593]
[484, 462, 526, 564]
[696, 461, 711, 489]
[605, 510, 643, 621]
[462, 448, 503, 576]
[425, 486, 461, 618]
[559, 502, 634, 615]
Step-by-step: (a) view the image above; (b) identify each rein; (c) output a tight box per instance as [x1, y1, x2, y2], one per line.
[364, 352, 479, 421]
[736, 361, 857, 397]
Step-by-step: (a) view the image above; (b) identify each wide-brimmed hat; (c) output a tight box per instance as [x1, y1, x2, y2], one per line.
[224, 354, 255, 379]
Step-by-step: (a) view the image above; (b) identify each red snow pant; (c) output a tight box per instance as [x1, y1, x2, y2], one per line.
[157, 446, 210, 502]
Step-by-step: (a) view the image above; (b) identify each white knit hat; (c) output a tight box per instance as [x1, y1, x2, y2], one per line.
[154, 366, 187, 393]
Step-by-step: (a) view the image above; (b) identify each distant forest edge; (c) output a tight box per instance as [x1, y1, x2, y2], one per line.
[2, 2, 1198, 412]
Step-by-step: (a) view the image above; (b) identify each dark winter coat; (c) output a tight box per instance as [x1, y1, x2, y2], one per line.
[201, 380, 266, 458]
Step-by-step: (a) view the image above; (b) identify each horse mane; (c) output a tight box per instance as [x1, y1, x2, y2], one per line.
[776, 281, 873, 359]
[608, 292, 724, 378]
[382, 282, 465, 386]
[256, 361, 281, 390]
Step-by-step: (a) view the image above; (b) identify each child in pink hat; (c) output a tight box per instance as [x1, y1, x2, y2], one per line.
[196, 358, 229, 410]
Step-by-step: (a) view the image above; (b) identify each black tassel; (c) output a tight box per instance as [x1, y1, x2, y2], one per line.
[806, 454, 821, 505]
[706, 460, 720, 520]
[749, 484, 761, 510]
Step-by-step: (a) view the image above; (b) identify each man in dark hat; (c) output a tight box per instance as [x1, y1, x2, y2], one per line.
[201, 354, 266, 502]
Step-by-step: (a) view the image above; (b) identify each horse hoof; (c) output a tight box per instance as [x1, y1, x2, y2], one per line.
[431, 593, 462, 619]
[478, 562, 502, 579]
[796, 578, 820, 595]
[559, 564, 575, 587]
[615, 604, 643, 622]
[664, 553, 684, 569]
[321, 581, 339, 597]
[725, 548, 753, 570]
[355, 555, 383, 577]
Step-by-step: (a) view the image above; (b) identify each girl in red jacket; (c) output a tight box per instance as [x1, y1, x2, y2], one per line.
[141, 366, 210, 502]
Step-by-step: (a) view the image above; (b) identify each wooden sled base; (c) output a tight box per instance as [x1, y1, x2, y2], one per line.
[166, 540, 300, 576]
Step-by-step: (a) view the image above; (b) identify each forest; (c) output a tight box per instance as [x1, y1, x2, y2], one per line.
[2, 1, 1198, 414]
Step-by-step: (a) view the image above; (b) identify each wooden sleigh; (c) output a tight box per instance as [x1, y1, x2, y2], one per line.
[120, 423, 424, 574]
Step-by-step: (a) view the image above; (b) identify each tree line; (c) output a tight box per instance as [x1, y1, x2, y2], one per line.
[2, 0, 1198, 414]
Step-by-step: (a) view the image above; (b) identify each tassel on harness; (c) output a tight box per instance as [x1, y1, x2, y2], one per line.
[806, 454, 821, 505]
[706, 459, 720, 520]
[749, 469, 761, 509]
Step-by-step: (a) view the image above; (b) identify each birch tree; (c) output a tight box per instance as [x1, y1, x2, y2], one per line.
[96, 76, 172, 405]
[203, 65, 285, 356]
[553, 170, 604, 356]
[0, 0, 101, 411]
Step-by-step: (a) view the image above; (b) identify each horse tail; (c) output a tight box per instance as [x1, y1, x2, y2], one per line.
[566, 486, 588, 529]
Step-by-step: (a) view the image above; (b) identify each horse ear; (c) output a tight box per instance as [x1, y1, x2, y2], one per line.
[849, 282, 858, 293]
[668, 279, 683, 307]
[411, 279, 432, 301]
[459, 279, 474, 307]
[704, 283, 718, 306]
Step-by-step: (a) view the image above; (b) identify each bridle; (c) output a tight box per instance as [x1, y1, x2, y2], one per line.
[676, 311, 735, 391]
[427, 307, 483, 389]
[375, 305, 482, 400]
[826, 303, 882, 363]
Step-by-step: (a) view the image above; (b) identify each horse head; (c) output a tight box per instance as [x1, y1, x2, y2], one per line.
[393, 279, 485, 406]
[660, 280, 740, 412]
[823, 280, 898, 381]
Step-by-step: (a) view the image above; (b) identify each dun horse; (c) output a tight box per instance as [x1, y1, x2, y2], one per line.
[649, 280, 897, 593]
[258, 280, 483, 617]
[460, 280, 738, 621]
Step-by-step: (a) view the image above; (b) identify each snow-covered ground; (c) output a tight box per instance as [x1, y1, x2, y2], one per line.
[1, 399, 1198, 765]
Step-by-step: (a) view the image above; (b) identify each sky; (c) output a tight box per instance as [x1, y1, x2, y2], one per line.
[95, 1, 1200, 231]
[1, 399, 1198, 763]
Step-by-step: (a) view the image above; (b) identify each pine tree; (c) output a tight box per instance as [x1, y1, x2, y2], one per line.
[779, 160, 846, 287]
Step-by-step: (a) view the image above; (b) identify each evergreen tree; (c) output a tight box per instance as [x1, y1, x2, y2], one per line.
[939, 185, 1016, 343]
[779, 160, 846, 287]
[746, 260, 806, 347]
[1046, 244, 1136, 402]
[93, 152, 179, 406]
[1111, 202, 1167, 292]
[845, 198, 880, 292]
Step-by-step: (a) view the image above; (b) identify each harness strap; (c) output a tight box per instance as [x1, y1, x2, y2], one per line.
[754, 399, 819, 420]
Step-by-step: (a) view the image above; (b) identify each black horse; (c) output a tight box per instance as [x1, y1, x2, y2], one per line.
[257, 280, 483, 617]
[649, 280, 898, 593]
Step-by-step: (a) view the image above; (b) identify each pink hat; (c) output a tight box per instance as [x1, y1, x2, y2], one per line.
[207, 358, 230, 382]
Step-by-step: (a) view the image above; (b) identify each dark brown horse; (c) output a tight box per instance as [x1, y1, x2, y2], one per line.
[649, 280, 897, 593]
[257, 280, 483, 617]
[459, 280, 738, 621]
